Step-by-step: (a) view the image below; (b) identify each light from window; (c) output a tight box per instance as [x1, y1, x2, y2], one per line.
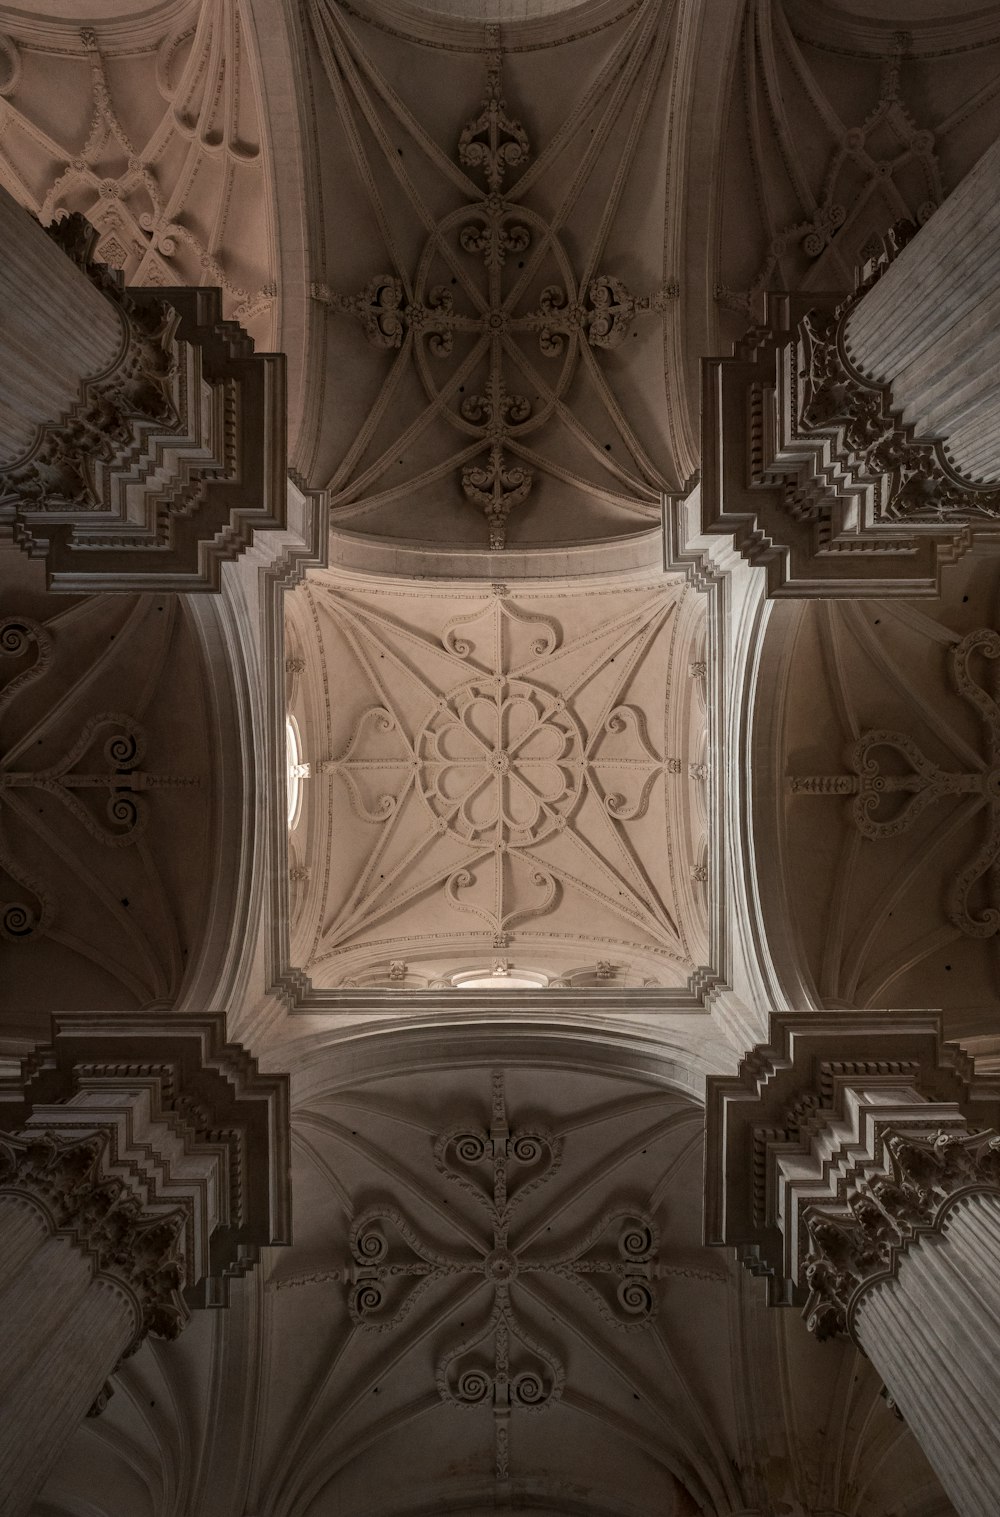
[286, 716, 307, 829]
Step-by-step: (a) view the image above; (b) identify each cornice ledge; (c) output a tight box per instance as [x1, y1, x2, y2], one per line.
[704, 1010, 1000, 1300]
[700, 270, 1000, 598]
[0, 1010, 291, 1304]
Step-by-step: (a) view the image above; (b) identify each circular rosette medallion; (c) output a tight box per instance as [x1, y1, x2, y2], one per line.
[416, 677, 583, 845]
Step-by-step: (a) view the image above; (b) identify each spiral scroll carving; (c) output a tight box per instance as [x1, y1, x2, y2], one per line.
[344, 1073, 661, 1481]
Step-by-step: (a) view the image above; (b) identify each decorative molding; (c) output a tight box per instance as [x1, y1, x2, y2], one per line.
[794, 291, 1000, 523]
[0, 1129, 188, 1343]
[0, 1011, 291, 1308]
[702, 278, 995, 598]
[801, 1125, 1000, 1341]
[1, 216, 287, 592]
[704, 1012, 995, 1307]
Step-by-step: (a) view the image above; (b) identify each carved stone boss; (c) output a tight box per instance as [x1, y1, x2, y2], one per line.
[344, 1073, 661, 1481]
[0, 213, 286, 592]
[315, 29, 673, 548]
[789, 626, 1000, 938]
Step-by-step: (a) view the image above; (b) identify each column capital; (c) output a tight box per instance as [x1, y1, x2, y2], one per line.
[0, 201, 287, 593]
[0, 1130, 187, 1343]
[702, 210, 1000, 598]
[705, 1011, 1000, 1332]
[803, 1125, 1000, 1341]
[0, 1011, 291, 1321]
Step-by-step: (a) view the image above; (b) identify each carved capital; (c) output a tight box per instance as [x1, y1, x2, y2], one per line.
[0, 213, 286, 592]
[0, 1012, 291, 1312]
[802, 1126, 1000, 1340]
[796, 302, 1000, 524]
[701, 272, 1000, 597]
[705, 1012, 1000, 1331]
[0, 1129, 188, 1344]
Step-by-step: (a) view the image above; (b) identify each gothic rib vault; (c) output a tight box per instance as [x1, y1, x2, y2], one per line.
[4, 0, 1000, 1514]
[285, 569, 709, 989]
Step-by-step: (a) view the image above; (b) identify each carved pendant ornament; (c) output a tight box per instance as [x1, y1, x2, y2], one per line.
[789, 628, 1000, 937]
[345, 1074, 660, 1480]
[312, 23, 675, 548]
[801, 1126, 1000, 1342]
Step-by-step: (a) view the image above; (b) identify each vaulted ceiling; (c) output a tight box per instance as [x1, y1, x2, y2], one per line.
[0, 0, 276, 347]
[5, 0, 1000, 1514]
[300, 0, 684, 558]
[285, 569, 709, 990]
[755, 548, 1000, 1043]
[32, 1045, 952, 1517]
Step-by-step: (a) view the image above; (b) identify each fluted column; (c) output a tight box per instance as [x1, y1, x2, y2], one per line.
[855, 1193, 1000, 1517]
[844, 134, 1000, 484]
[0, 188, 123, 463]
[705, 1012, 1000, 1517]
[0, 1012, 290, 1517]
[0, 1192, 135, 1517]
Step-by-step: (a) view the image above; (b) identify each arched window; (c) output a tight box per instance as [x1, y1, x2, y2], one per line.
[286, 716, 308, 830]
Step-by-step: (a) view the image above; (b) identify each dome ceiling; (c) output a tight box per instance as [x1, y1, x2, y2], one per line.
[285, 568, 709, 991]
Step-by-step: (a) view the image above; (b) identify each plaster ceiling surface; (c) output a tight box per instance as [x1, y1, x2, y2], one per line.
[300, 0, 685, 555]
[33, 1050, 954, 1517]
[0, 0, 276, 346]
[284, 567, 709, 991]
[759, 548, 1000, 1041]
[714, 0, 1000, 348]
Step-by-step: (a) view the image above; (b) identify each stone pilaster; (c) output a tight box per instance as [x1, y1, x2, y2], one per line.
[705, 1012, 1000, 1517]
[0, 1011, 290, 1517]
